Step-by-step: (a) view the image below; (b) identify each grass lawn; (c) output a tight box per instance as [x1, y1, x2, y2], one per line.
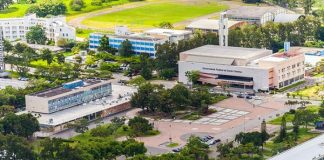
[0, 3, 29, 18]
[166, 142, 179, 148]
[0, 0, 131, 18]
[268, 105, 321, 125]
[269, 113, 295, 125]
[263, 128, 320, 157]
[64, 0, 130, 16]
[291, 84, 324, 100]
[82, 1, 228, 30]
[314, 73, 324, 78]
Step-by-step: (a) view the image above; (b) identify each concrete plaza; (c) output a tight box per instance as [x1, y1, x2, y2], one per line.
[136, 96, 291, 154]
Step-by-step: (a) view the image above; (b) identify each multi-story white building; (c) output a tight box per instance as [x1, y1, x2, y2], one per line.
[178, 45, 305, 91]
[0, 14, 75, 45]
[24, 79, 136, 135]
[89, 26, 192, 58]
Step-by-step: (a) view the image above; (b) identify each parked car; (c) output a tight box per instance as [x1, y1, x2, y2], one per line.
[172, 148, 182, 152]
[246, 95, 253, 99]
[199, 137, 209, 142]
[209, 139, 221, 145]
[248, 93, 256, 96]
[253, 96, 262, 100]
[237, 94, 245, 98]
[18, 77, 29, 81]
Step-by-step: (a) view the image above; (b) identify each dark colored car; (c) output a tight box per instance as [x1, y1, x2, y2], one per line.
[172, 148, 182, 152]
[248, 93, 256, 96]
[246, 95, 253, 99]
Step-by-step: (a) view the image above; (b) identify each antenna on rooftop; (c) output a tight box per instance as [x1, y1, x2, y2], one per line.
[219, 12, 228, 47]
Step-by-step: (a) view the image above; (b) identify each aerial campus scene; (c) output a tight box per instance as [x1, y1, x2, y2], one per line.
[0, 0, 323, 159]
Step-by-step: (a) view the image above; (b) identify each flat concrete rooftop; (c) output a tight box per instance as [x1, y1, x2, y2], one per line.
[181, 45, 271, 60]
[28, 84, 136, 126]
[30, 79, 105, 98]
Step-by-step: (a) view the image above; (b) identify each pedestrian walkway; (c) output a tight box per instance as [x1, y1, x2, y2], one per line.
[159, 106, 249, 126]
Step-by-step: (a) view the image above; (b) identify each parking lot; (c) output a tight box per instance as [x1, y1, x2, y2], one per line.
[0, 78, 27, 89]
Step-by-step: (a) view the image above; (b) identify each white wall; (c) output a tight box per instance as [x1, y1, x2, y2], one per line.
[178, 61, 270, 91]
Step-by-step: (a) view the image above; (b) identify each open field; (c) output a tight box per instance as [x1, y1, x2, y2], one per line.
[81, 1, 228, 31]
[0, 0, 131, 18]
[64, 0, 130, 16]
[0, 3, 29, 18]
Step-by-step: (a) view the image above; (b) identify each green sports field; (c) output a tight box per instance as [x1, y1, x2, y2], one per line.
[81, 1, 228, 30]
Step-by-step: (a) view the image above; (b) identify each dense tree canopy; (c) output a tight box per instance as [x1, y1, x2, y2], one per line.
[26, 25, 47, 45]
[27, 0, 67, 17]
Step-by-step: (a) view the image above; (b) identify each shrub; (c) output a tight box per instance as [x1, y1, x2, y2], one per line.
[70, 0, 84, 11]
[91, 0, 102, 6]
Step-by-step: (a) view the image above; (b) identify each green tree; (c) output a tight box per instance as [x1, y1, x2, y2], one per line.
[139, 53, 153, 80]
[70, 0, 84, 11]
[26, 25, 47, 45]
[130, 83, 163, 112]
[121, 139, 147, 157]
[169, 84, 190, 110]
[158, 21, 174, 29]
[56, 52, 65, 64]
[128, 116, 153, 136]
[1, 113, 40, 139]
[41, 48, 54, 65]
[277, 115, 287, 142]
[0, 105, 14, 117]
[185, 70, 200, 85]
[67, 119, 89, 133]
[301, 0, 315, 14]
[27, 0, 67, 17]
[39, 138, 92, 160]
[3, 39, 13, 53]
[155, 41, 178, 79]
[217, 142, 233, 159]
[98, 35, 111, 53]
[181, 136, 209, 160]
[119, 39, 133, 57]
[0, 134, 36, 160]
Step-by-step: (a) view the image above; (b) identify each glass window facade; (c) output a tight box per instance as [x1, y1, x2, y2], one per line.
[47, 83, 112, 113]
[89, 33, 158, 58]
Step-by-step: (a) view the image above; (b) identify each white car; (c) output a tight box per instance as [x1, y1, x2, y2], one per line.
[253, 96, 262, 100]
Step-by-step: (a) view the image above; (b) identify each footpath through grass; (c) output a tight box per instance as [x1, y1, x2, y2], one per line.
[82, 1, 228, 30]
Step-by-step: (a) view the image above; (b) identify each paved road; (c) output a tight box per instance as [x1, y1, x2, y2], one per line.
[0, 78, 27, 89]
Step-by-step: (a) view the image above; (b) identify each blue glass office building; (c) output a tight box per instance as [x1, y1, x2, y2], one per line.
[89, 33, 166, 58]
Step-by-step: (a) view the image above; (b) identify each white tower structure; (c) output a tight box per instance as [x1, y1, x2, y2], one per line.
[0, 27, 4, 72]
[219, 12, 228, 47]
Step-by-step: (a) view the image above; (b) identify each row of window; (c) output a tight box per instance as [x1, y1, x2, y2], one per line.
[279, 62, 303, 73]
[48, 85, 112, 113]
[278, 74, 304, 88]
